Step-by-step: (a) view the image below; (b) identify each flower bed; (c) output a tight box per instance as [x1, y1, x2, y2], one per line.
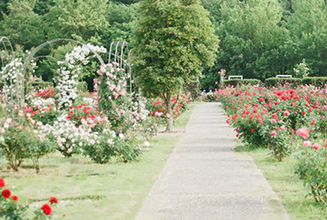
[216, 84, 327, 204]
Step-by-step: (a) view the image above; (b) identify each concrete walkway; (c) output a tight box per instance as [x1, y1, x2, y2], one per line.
[135, 103, 290, 220]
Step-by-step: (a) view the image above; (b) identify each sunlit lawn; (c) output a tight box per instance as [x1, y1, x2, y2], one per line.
[241, 147, 327, 220]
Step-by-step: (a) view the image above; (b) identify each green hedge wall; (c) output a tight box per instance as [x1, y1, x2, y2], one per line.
[264, 78, 302, 87]
[223, 79, 261, 87]
[302, 77, 327, 88]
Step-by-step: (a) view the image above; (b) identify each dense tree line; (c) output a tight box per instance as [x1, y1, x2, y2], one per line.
[202, 0, 327, 90]
[1, 0, 327, 91]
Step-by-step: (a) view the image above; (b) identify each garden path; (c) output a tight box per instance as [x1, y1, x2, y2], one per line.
[135, 102, 290, 220]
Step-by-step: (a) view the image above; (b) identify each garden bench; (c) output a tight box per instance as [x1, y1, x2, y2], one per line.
[228, 75, 243, 80]
[276, 75, 292, 78]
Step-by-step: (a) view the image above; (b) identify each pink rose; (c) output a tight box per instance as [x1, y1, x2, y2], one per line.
[270, 130, 277, 136]
[313, 143, 320, 150]
[296, 128, 309, 139]
[303, 141, 312, 147]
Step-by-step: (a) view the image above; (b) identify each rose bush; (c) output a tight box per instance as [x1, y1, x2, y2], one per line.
[0, 111, 55, 172]
[295, 128, 327, 205]
[0, 178, 57, 219]
[217, 84, 327, 161]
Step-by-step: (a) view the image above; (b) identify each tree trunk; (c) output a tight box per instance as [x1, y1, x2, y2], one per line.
[164, 96, 174, 132]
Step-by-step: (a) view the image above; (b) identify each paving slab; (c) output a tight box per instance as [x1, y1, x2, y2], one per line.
[136, 103, 290, 220]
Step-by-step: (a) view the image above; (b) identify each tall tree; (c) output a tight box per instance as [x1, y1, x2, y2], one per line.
[133, 0, 219, 131]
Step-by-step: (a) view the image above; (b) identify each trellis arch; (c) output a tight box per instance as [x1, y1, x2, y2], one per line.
[0, 36, 17, 117]
[108, 41, 133, 93]
[16, 38, 106, 111]
[0, 36, 14, 68]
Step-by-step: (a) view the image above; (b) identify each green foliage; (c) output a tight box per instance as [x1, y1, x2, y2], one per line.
[264, 77, 302, 87]
[199, 65, 220, 91]
[43, 0, 109, 43]
[33, 0, 55, 15]
[100, 2, 138, 48]
[0, 0, 10, 21]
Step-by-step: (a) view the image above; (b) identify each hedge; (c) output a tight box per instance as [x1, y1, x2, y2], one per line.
[223, 79, 261, 87]
[302, 77, 327, 88]
[264, 78, 302, 87]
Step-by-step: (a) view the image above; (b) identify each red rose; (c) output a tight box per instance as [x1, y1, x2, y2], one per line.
[0, 178, 5, 187]
[12, 195, 18, 201]
[49, 197, 58, 204]
[41, 203, 52, 215]
[2, 189, 11, 199]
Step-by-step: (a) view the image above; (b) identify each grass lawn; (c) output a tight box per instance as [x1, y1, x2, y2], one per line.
[0, 106, 194, 219]
[242, 147, 327, 220]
